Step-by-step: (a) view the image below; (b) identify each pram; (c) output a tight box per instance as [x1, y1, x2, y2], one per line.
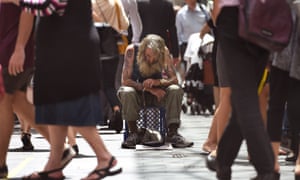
[181, 33, 215, 115]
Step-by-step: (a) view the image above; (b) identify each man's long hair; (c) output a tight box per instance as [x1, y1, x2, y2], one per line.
[137, 34, 166, 77]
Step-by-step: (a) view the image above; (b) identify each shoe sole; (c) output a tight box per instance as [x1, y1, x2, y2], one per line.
[172, 142, 194, 148]
[61, 146, 76, 168]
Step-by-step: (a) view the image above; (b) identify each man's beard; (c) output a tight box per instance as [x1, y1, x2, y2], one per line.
[138, 60, 162, 78]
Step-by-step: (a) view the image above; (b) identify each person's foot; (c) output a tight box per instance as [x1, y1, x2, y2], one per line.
[21, 132, 34, 151]
[165, 133, 193, 148]
[201, 142, 217, 154]
[285, 151, 297, 162]
[81, 156, 122, 180]
[206, 151, 217, 171]
[22, 167, 65, 180]
[121, 132, 141, 149]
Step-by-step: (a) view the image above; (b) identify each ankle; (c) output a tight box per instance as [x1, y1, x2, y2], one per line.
[167, 123, 179, 136]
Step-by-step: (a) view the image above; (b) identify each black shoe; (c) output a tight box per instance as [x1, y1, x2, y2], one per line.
[109, 111, 123, 133]
[251, 172, 280, 180]
[165, 133, 193, 148]
[0, 165, 8, 178]
[121, 133, 141, 149]
[21, 133, 34, 151]
[286, 152, 297, 162]
[206, 153, 217, 171]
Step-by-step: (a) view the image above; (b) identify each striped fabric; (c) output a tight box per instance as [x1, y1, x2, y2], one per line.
[20, 0, 68, 16]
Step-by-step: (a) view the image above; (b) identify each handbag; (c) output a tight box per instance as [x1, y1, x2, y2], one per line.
[95, 24, 119, 60]
[0, 65, 5, 100]
[95, 1, 120, 60]
[238, 0, 293, 52]
[115, 0, 128, 55]
[198, 41, 214, 85]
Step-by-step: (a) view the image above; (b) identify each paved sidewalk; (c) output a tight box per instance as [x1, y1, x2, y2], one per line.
[6, 113, 295, 180]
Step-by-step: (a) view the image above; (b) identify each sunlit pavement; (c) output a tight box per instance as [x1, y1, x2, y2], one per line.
[6, 112, 294, 180]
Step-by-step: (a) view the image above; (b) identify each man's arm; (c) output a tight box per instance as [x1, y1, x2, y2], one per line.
[160, 47, 179, 86]
[121, 44, 144, 91]
[8, 11, 34, 76]
[212, 0, 220, 25]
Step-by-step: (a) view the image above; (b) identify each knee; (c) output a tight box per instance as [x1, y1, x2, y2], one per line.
[167, 85, 184, 97]
[118, 86, 137, 101]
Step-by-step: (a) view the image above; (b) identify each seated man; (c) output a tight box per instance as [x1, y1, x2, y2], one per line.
[118, 34, 194, 149]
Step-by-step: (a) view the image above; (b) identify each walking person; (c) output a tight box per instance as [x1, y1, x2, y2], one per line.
[137, 0, 180, 66]
[121, 0, 143, 44]
[1, 0, 122, 179]
[0, 4, 50, 178]
[176, 0, 208, 73]
[267, 1, 300, 177]
[92, 0, 129, 131]
[210, 0, 277, 179]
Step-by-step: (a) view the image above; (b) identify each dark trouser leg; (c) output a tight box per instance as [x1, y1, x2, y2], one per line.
[216, 109, 243, 179]
[102, 58, 121, 108]
[267, 66, 289, 142]
[216, 6, 274, 177]
[287, 78, 300, 159]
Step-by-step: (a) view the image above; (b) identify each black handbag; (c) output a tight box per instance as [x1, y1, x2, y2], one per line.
[95, 24, 119, 60]
[94, 0, 120, 60]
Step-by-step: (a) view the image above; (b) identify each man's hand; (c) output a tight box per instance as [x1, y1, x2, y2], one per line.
[147, 88, 166, 102]
[143, 78, 160, 88]
[8, 48, 25, 76]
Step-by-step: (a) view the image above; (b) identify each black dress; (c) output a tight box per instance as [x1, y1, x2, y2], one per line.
[33, 0, 101, 106]
[25, 0, 102, 125]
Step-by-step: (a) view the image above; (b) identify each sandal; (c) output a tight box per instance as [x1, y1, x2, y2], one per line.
[0, 165, 8, 178]
[22, 167, 65, 180]
[82, 156, 122, 180]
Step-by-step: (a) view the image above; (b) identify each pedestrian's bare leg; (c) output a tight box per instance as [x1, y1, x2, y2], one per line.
[0, 94, 14, 166]
[12, 91, 49, 141]
[75, 126, 118, 179]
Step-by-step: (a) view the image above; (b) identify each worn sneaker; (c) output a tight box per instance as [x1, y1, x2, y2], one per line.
[121, 133, 141, 149]
[166, 133, 194, 148]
